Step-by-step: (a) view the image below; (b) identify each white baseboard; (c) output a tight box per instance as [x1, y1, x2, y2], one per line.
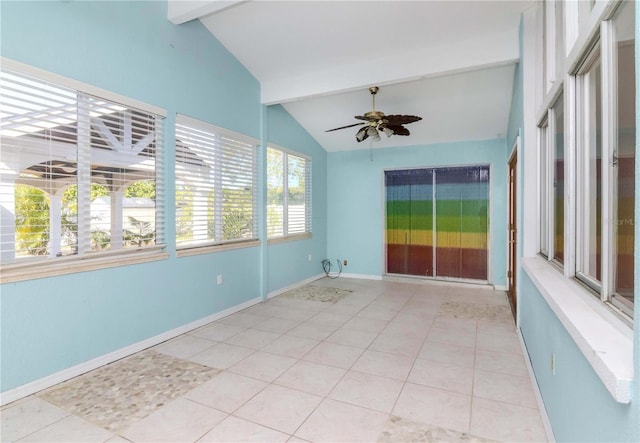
[517, 329, 556, 443]
[339, 273, 383, 280]
[494, 284, 508, 291]
[0, 296, 261, 406]
[267, 273, 325, 299]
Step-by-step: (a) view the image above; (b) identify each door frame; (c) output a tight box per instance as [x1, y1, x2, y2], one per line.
[507, 139, 519, 320]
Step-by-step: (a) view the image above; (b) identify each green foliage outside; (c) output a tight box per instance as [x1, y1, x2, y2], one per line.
[14, 185, 50, 256]
[14, 180, 156, 257]
[177, 185, 254, 242]
[124, 216, 154, 247]
[126, 180, 155, 199]
[176, 185, 194, 241]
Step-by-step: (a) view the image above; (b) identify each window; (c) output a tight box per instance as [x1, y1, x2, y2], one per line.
[576, 1, 635, 318]
[539, 93, 565, 264]
[0, 67, 164, 269]
[610, 0, 635, 316]
[552, 94, 565, 265]
[267, 145, 311, 239]
[175, 115, 258, 250]
[576, 46, 602, 289]
[539, 120, 550, 257]
[540, 0, 635, 320]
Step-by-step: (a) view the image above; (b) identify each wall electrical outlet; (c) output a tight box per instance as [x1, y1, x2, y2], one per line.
[343, 259, 348, 266]
[308, 254, 312, 262]
[217, 274, 223, 285]
[551, 353, 556, 375]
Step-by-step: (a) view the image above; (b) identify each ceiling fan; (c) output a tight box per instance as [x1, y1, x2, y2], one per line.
[325, 86, 422, 142]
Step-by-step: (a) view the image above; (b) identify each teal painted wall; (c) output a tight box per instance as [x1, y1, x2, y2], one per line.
[326, 139, 508, 286]
[0, 1, 327, 393]
[266, 105, 328, 292]
[519, 273, 638, 442]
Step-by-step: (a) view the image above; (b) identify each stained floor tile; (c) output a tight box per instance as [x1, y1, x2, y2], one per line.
[378, 415, 494, 443]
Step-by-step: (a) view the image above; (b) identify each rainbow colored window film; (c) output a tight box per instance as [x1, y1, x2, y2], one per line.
[385, 166, 490, 280]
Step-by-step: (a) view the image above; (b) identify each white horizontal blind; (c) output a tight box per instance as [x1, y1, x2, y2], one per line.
[1, 70, 77, 261]
[267, 145, 311, 238]
[266, 147, 284, 237]
[84, 95, 164, 253]
[287, 153, 310, 234]
[175, 115, 258, 249]
[0, 68, 164, 265]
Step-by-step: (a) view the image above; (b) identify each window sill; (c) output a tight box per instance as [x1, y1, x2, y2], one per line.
[176, 239, 260, 257]
[0, 248, 169, 284]
[267, 233, 312, 245]
[521, 256, 633, 404]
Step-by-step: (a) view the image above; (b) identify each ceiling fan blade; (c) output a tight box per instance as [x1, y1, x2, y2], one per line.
[354, 115, 372, 121]
[384, 115, 422, 125]
[356, 126, 369, 142]
[325, 122, 366, 132]
[386, 124, 411, 136]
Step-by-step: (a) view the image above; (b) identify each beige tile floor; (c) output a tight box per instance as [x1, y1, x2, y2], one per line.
[1, 278, 549, 443]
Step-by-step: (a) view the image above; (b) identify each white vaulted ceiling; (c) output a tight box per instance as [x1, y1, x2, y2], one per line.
[168, 0, 532, 151]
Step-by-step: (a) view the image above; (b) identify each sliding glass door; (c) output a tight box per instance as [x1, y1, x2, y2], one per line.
[385, 165, 489, 281]
[385, 169, 434, 276]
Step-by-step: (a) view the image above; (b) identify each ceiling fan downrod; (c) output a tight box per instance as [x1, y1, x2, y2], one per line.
[369, 86, 379, 110]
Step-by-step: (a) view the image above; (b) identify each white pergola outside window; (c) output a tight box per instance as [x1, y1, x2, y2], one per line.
[0, 63, 165, 277]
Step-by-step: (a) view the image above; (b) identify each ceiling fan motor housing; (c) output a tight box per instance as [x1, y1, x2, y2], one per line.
[364, 110, 385, 121]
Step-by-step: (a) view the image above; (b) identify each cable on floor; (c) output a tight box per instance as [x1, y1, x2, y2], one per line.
[321, 258, 343, 279]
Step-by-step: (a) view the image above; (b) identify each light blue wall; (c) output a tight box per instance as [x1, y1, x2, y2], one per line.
[519, 273, 638, 442]
[326, 139, 508, 286]
[0, 1, 327, 393]
[266, 105, 328, 292]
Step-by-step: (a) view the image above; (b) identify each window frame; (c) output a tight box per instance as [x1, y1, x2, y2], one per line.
[174, 114, 260, 255]
[575, 40, 603, 294]
[0, 58, 168, 283]
[538, 90, 565, 268]
[537, 0, 634, 323]
[266, 144, 312, 242]
[538, 117, 550, 258]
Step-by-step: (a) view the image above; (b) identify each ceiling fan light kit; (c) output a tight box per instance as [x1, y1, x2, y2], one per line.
[326, 86, 422, 142]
